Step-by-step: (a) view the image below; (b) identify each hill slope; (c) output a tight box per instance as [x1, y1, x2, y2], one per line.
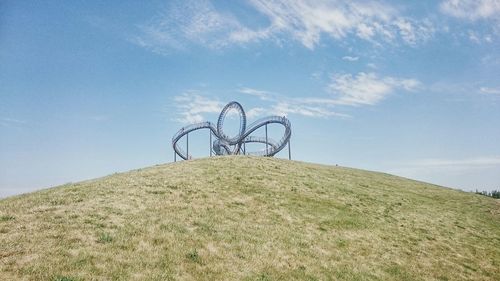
[0, 156, 499, 280]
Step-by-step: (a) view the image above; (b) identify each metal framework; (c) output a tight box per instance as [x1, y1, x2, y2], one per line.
[172, 101, 292, 161]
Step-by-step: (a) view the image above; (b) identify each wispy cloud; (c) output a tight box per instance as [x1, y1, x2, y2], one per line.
[411, 157, 500, 168]
[134, 0, 436, 53]
[237, 87, 348, 118]
[173, 91, 223, 124]
[440, 0, 500, 21]
[133, 0, 249, 54]
[342, 56, 359, 61]
[393, 18, 435, 46]
[173, 88, 344, 121]
[480, 86, 500, 95]
[326, 72, 420, 106]
[175, 72, 420, 122]
[468, 30, 482, 43]
[389, 157, 500, 177]
[246, 107, 265, 118]
[0, 117, 27, 128]
[438, 1, 500, 44]
[386, 156, 500, 190]
[237, 72, 420, 118]
[428, 81, 500, 102]
[237, 86, 351, 118]
[249, 0, 435, 48]
[238, 87, 274, 101]
[271, 101, 350, 118]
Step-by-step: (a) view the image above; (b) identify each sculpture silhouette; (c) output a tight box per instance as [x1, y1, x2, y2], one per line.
[172, 101, 292, 160]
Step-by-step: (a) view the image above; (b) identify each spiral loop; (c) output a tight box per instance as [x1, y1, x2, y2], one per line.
[172, 101, 291, 160]
[217, 101, 246, 144]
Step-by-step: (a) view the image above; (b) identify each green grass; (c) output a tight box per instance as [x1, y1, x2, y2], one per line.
[0, 156, 499, 280]
[0, 215, 15, 222]
[97, 232, 113, 244]
[52, 276, 80, 281]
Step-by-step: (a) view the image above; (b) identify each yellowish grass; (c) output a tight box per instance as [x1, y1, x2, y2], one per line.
[0, 156, 499, 280]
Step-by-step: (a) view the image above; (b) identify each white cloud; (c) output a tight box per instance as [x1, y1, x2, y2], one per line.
[465, 30, 496, 44]
[326, 72, 420, 106]
[173, 90, 347, 120]
[175, 71, 420, 122]
[387, 156, 500, 190]
[412, 157, 500, 168]
[394, 18, 435, 46]
[246, 107, 265, 118]
[390, 157, 500, 178]
[342, 56, 359, 61]
[310, 71, 324, 80]
[134, 0, 251, 53]
[173, 91, 223, 124]
[227, 26, 275, 45]
[236, 72, 420, 118]
[440, 0, 500, 20]
[468, 30, 481, 43]
[271, 101, 350, 118]
[480, 87, 500, 95]
[356, 23, 375, 40]
[481, 54, 500, 65]
[238, 87, 347, 118]
[134, 0, 436, 53]
[248, 0, 434, 48]
[0, 117, 27, 128]
[238, 87, 274, 100]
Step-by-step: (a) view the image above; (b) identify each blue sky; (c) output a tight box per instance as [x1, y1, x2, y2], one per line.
[1, 0, 500, 198]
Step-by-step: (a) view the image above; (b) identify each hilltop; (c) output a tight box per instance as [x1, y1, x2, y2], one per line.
[1, 156, 499, 280]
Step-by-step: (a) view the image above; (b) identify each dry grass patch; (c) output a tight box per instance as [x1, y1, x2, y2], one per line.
[1, 156, 499, 280]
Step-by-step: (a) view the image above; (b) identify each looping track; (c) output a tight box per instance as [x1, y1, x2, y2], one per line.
[172, 101, 292, 160]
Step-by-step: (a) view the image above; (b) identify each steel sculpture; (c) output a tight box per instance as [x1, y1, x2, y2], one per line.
[172, 101, 292, 161]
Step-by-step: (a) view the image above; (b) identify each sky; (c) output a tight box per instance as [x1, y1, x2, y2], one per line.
[1, 0, 500, 198]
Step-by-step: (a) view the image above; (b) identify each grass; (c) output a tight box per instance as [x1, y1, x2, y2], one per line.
[53, 277, 80, 281]
[0, 156, 499, 280]
[0, 215, 15, 222]
[97, 233, 113, 243]
[186, 249, 202, 264]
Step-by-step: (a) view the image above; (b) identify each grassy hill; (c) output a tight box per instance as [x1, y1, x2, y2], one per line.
[1, 156, 499, 281]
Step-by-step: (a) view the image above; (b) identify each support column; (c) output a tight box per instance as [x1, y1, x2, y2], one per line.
[265, 124, 268, 156]
[288, 139, 291, 160]
[186, 132, 189, 160]
[243, 142, 246, 155]
[174, 149, 176, 162]
[209, 130, 212, 157]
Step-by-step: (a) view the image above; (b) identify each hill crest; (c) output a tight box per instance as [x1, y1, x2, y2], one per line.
[1, 156, 499, 280]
